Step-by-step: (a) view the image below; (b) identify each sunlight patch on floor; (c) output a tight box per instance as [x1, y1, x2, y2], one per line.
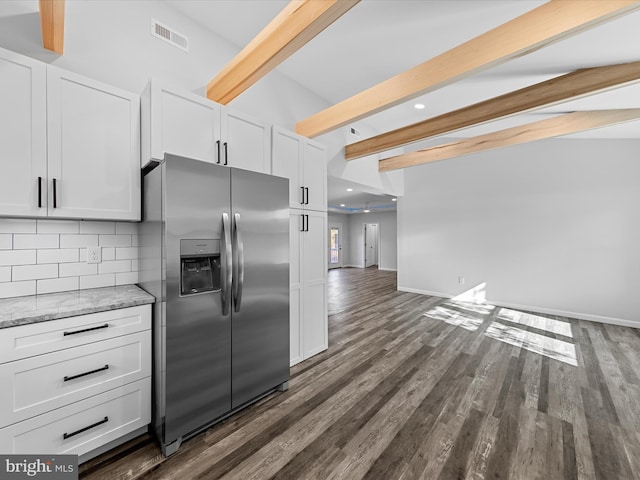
[496, 307, 573, 338]
[423, 305, 485, 332]
[485, 321, 578, 366]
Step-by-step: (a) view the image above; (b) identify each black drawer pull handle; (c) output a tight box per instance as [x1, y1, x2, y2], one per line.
[63, 416, 109, 440]
[224, 142, 228, 166]
[52, 178, 57, 208]
[216, 140, 221, 164]
[64, 364, 109, 382]
[63, 324, 109, 336]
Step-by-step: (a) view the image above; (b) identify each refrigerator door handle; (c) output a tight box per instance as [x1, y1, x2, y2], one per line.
[232, 213, 245, 313]
[221, 212, 233, 315]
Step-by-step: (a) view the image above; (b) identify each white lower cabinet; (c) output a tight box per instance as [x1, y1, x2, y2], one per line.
[290, 210, 328, 366]
[0, 305, 151, 459]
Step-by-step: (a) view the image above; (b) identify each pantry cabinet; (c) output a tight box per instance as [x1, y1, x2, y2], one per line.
[0, 47, 141, 221]
[272, 126, 327, 212]
[141, 79, 270, 173]
[289, 211, 328, 365]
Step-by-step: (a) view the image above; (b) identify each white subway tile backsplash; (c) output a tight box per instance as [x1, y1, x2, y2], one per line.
[14, 234, 59, 250]
[37, 220, 79, 234]
[37, 249, 79, 264]
[116, 222, 138, 234]
[59, 262, 98, 277]
[98, 260, 131, 274]
[60, 234, 99, 248]
[0, 219, 36, 234]
[0, 280, 36, 299]
[0, 219, 140, 296]
[80, 273, 115, 290]
[79, 221, 115, 234]
[12, 264, 58, 281]
[0, 234, 11, 250]
[99, 234, 132, 247]
[37, 277, 79, 295]
[116, 271, 139, 286]
[0, 250, 36, 267]
[0, 266, 10, 282]
[116, 247, 138, 260]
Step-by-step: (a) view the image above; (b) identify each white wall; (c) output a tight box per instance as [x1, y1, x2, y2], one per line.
[347, 211, 397, 271]
[398, 138, 640, 325]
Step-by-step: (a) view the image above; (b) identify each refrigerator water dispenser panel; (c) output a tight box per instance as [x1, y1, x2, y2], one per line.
[180, 239, 221, 295]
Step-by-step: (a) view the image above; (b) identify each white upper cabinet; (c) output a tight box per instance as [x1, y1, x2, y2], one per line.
[142, 79, 221, 166]
[221, 107, 270, 173]
[47, 67, 141, 221]
[0, 48, 47, 217]
[0, 48, 141, 221]
[272, 126, 327, 211]
[142, 80, 270, 174]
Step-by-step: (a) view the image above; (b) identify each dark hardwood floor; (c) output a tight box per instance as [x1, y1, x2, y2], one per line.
[81, 267, 640, 479]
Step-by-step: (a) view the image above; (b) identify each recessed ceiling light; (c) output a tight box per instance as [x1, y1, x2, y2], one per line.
[364, 209, 370, 213]
[340, 204, 345, 207]
[414, 103, 425, 110]
[392, 198, 397, 202]
[346, 188, 353, 192]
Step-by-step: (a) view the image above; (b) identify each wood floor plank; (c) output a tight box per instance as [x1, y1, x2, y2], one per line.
[81, 268, 640, 480]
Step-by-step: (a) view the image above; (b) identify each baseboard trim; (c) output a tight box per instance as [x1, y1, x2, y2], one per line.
[397, 286, 639, 328]
[378, 268, 398, 272]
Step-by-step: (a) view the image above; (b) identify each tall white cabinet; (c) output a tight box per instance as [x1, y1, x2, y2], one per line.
[0, 47, 141, 221]
[273, 126, 328, 366]
[141, 79, 270, 173]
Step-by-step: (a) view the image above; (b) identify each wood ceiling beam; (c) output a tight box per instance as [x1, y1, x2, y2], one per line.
[295, 0, 640, 138]
[346, 61, 640, 160]
[39, 0, 65, 54]
[207, 0, 360, 104]
[378, 109, 640, 172]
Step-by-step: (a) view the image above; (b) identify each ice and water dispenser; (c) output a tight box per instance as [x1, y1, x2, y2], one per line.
[180, 239, 221, 296]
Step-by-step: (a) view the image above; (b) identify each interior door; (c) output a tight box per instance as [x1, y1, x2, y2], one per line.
[365, 223, 378, 267]
[163, 155, 231, 442]
[231, 168, 289, 408]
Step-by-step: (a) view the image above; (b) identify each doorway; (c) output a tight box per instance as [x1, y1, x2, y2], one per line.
[364, 223, 378, 268]
[328, 223, 343, 269]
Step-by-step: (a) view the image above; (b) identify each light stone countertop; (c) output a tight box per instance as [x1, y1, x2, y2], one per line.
[0, 284, 155, 329]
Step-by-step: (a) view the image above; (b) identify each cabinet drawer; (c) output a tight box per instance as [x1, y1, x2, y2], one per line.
[0, 331, 150, 426]
[0, 305, 151, 364]
[0, 378, 150, 456]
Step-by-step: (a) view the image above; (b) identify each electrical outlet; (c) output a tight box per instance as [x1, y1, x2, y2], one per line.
[458, 276, 465, 285]
[87, 246, 102, 264]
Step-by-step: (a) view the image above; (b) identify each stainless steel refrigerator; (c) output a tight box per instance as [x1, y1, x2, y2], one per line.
[139, 154, 289, 456]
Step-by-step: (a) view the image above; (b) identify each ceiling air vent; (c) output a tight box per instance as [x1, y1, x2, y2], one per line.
[151, 18, 189, 52]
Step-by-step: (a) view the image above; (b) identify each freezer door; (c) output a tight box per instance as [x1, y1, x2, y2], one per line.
[231, 169, 289, 408]
[164, 155, 231, 443]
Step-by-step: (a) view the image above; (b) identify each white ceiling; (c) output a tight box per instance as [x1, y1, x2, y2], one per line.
[166, 0, 640, 208]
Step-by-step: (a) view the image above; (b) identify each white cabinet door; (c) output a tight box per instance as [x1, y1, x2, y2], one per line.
[272, 126, 326, 211]
[301, 211, 327, 359]
[222, 107, 270, 173]
[289, 213, 303, 366]
[143, 80, 221, 166]
[0, 48, 47, 217]
[47, 67, 140, 221]
[272, 126, 304, 209]
[303, 140, 327, 212]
